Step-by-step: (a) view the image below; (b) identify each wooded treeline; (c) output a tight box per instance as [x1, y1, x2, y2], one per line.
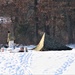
[0, 0, 75, 45]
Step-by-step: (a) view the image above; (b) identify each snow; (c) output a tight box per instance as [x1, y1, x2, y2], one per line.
[0, 44, 75, 75]
[66, 44, 75, 48]
[0, 17, 11, 24]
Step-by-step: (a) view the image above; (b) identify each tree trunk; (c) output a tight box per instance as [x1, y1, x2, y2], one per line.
[65, 12, 73, 43]
[67, 16, 73, 43]
[34, 0, 38, 44]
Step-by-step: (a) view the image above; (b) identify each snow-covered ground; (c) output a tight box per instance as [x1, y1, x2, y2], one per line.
[0, 44, 75, 75]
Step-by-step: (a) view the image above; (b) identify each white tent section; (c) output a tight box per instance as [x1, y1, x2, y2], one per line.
[0, 47, 75, 75]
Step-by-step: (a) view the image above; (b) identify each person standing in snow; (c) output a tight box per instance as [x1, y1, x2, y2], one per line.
[7, 31, 15, 48]
[7, 31, 10, 44]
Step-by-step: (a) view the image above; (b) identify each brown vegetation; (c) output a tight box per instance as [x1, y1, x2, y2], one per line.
[0, 0, 75, 45]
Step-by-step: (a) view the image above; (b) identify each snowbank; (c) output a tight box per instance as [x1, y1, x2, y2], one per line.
[0, 48, 75, 75]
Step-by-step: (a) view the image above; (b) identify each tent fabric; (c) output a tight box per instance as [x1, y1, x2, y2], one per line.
[32, 33, 45, 51]
[33, 33, 72, 51]
[43, 34, 72, 51]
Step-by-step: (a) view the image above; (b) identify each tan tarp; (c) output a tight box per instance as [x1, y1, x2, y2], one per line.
[33, 33, 45, 51]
